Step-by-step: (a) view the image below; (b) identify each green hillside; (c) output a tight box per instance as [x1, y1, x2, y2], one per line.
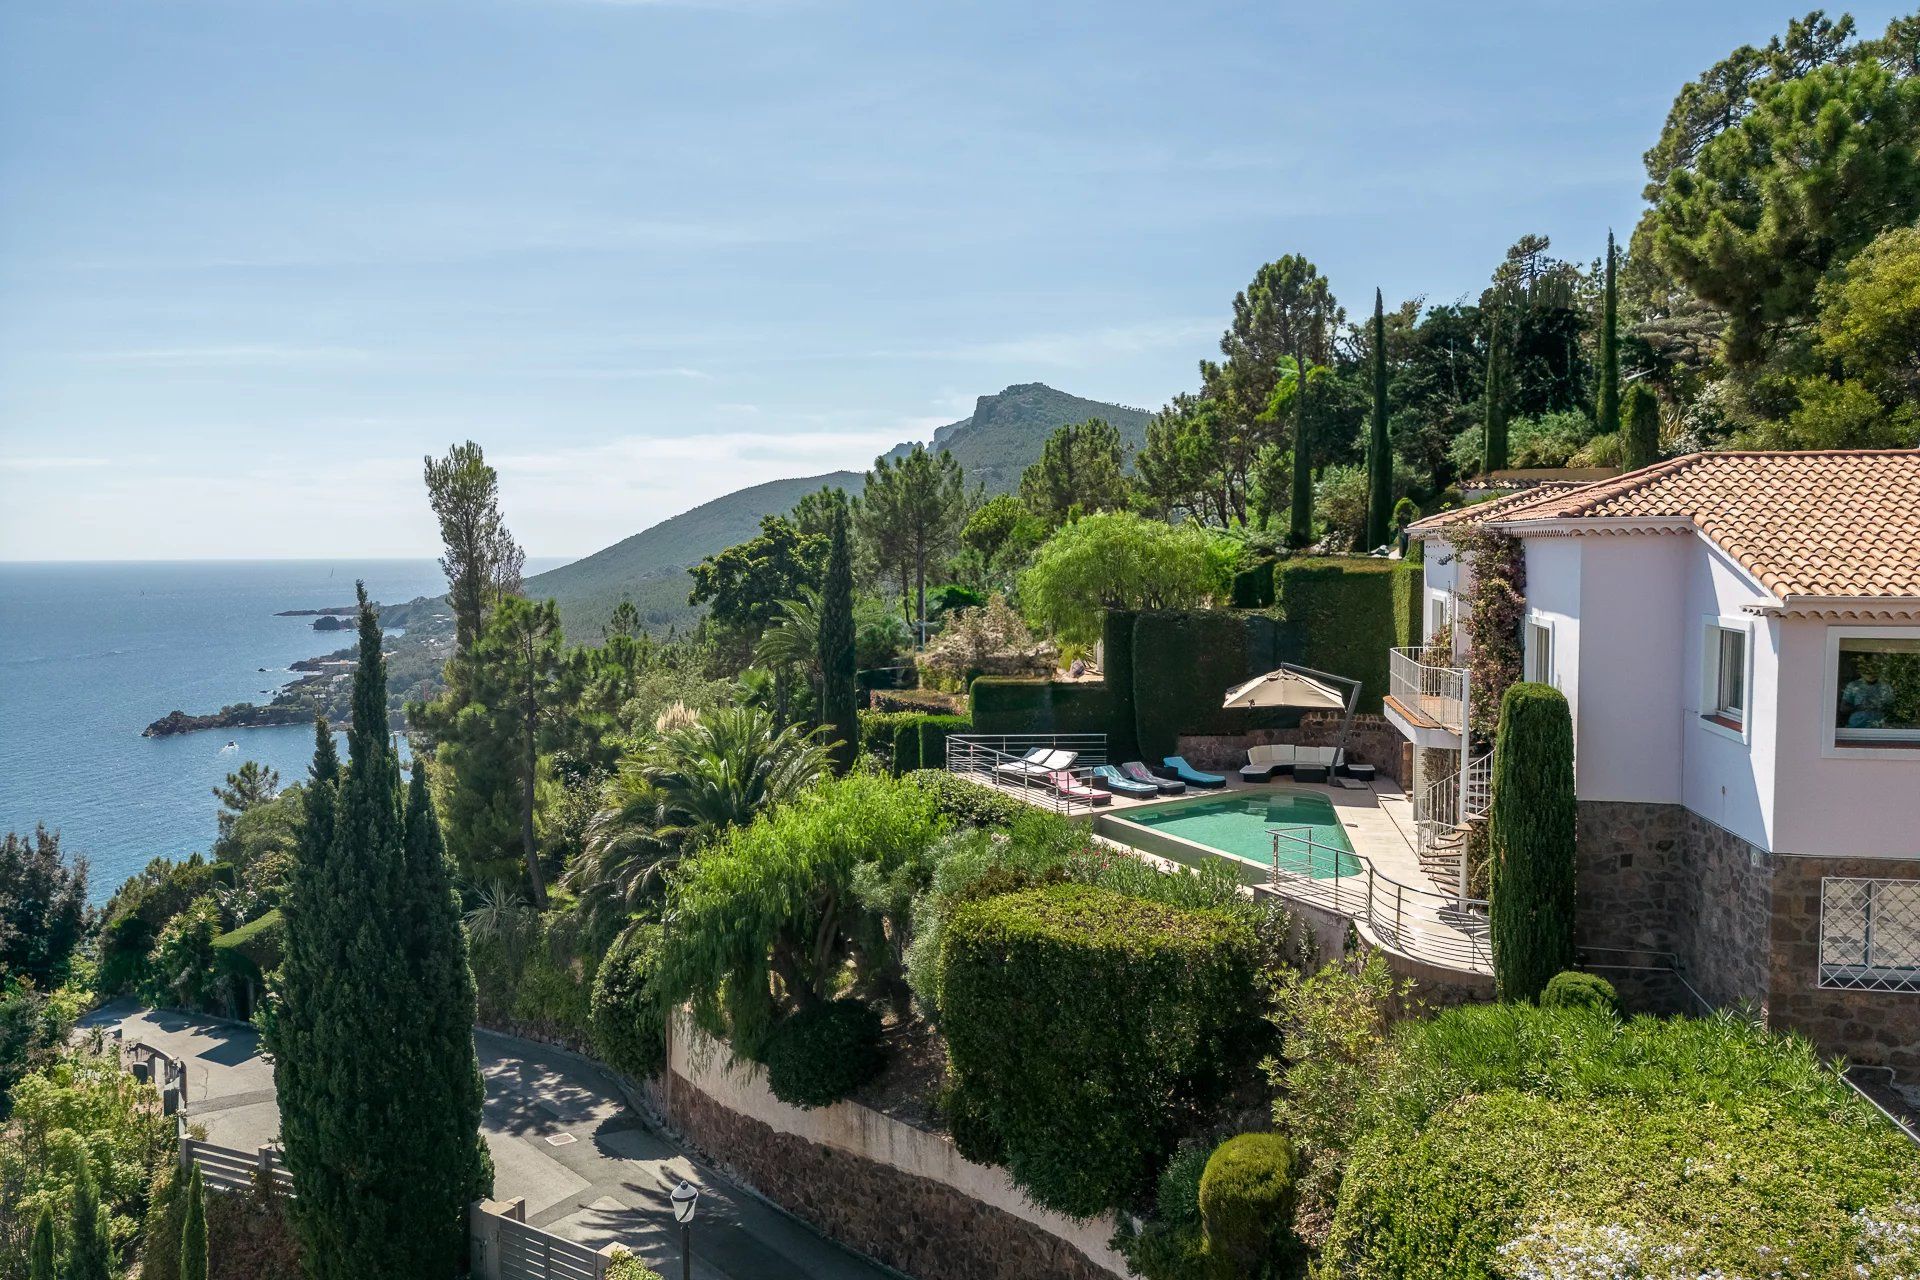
[527, 382, 1150, 639]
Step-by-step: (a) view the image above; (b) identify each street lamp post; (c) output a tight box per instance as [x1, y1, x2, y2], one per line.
[670, 1180, 700, 1280]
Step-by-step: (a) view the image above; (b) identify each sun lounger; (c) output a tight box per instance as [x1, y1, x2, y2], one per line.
[992, 747, 1052, 780]
[1120, 761, 1184, 795]
[1048, 770, 1110, 805]
[1090, 764, 1159, 798]
[1159, 756, 1226, 788]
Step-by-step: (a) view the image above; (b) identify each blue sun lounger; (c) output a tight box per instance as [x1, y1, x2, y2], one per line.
[1090, 764, 1160, 799]
[1159, 756, 1226, 788]
[1120, 761, 1184, 795]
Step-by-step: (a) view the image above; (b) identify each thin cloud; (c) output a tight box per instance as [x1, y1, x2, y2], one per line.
[874, 320, 1217, 368]
[0, 455, 114, 471]
[77, 345, 378, 369]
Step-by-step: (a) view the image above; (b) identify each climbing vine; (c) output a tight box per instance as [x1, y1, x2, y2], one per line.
[1454, 523, 1526, 744]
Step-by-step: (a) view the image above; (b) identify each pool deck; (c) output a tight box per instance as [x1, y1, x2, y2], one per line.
[958, 768, 1492, 975]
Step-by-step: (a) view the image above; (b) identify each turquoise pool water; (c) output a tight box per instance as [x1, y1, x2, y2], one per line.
[1117, 790, 1362, 878]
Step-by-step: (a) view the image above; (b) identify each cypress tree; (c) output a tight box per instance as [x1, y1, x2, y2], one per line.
[179, 1165, 207, 1280]
[28, 1205, 55, 1280]
[1487, 681, 1577, 1002]
[1483, 305, 1510, 474]
[1597, 231, 1620, 438]
[269, 585, 489, 1280]
[1623, 383, 1661, 472]
[67, 1165, 111, 1280]
[1365, 288, 1392, 549]
[1288, 342, 1313, 549]
[819, 503, 858, 774]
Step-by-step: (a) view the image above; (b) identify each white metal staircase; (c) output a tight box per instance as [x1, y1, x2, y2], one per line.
[1415, 751, 1490, 893]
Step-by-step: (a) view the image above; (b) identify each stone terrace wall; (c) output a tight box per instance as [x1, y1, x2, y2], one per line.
[651, 1024, 1128, 1280]
[1769, 853, 1920, 1079]
[1574, 801, 1683, 964]
[1177, 712, 1411, 786]
[1675, 811, 1771, 1012]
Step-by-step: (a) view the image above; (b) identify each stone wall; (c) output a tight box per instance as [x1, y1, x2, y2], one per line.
[1176, 712, 1411, 786]
[652, 1025, 1127, 1280]
[1573, 800, 1684, 963]
[1768, 854, 1920, 1079]
[1674, 811, 1771, 1012]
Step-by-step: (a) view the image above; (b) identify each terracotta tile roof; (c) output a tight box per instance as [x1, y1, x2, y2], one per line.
[1497, 450, 1920, 602]
[1405, 482, 1593, 534]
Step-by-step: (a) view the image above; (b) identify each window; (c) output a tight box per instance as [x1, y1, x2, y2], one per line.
[1820, 877, 1920, 992]
[1703, 623, 1747, 730]
[1428, 593, 1452, 641]
[1524, 621, 1553, 686]
[1831, 632, 1920, 748]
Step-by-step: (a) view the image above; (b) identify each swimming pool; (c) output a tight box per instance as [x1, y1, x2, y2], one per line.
[1102, 789, 1363, 880]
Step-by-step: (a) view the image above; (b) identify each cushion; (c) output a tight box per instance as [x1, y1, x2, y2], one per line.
[1271, 744, 1297, 767]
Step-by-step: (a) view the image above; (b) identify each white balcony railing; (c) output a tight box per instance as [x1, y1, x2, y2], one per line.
[1389, 647, 1467, 734]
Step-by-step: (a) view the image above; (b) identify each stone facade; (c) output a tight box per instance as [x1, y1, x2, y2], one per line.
[656, 1072, 1120, 1280]
[1574, 800, 1920, 1077]
[1176, 712, 1412, 786]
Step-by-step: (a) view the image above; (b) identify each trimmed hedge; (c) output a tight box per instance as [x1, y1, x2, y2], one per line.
[763, 998, 886, 1109]
[969, 678, 1115, 737]
[857, 709, 920, 771]
[1271, 557, 1421, 714]
[1488, 682, 1577, 1002]
[211, 908, 284, 985]
[1129, 610, 1302, 760]
[893, 718, 923, 774]
[1229, 560, 1277, 609]
[904, 771, 1029, 829]
[1103, 610, 1142, 763]
[917, 715, 972, 771]
[1540, 969, 1618, 1013]
[589, 923, 667, 1082]
[1198, 1133, 1298, 1278]
[941, 883, 1261, 1217]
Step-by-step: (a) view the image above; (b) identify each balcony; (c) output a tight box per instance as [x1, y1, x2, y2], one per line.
[1386, 647, 1467, 742]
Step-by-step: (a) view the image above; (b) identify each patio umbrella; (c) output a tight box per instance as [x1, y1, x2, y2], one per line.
[1222, 667, 1350, 710]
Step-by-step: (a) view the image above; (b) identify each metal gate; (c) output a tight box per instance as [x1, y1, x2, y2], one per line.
[497, 1217, 606, 1280]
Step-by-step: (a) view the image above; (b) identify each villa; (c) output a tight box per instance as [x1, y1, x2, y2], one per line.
[1394, 450, 1920, 1076]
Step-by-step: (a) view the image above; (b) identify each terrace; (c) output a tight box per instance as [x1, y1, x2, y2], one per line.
[1384, 646, 1467, 744]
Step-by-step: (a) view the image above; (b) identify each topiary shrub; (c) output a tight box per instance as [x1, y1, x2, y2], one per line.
[1539, 969, 1618, 1013]
[1488, 682, 1577, 1002]
[1128, 610, 1303, 759]
[968, 678, 1114, 737]
[941, 883, 1260, 1217]
[903, 771, 1028, 829]
[892, 717, 923, 773]
[1198, 1133, 1298, 1279]
[762, 998, 885, 1109]
[858, 710, 921, 773]
[917, 714, 972, 771]
[589, 923, 667, 1081]
[1272, 557, 1421, 714]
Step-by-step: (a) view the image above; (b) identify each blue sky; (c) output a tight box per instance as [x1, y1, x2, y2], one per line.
[1, 0, 1903, 561]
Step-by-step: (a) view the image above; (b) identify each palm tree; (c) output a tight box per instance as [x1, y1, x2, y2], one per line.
[754, 588, 824, 682]
[566, 705, 832, 935]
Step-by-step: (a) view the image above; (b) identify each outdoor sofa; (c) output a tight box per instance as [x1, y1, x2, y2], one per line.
[1238, 744, 1345, 782]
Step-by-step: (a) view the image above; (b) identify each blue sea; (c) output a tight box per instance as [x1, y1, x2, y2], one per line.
[0, 559, 563, 904]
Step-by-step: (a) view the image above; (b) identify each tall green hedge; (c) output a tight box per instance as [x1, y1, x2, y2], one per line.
[1129, 611, 1302, 760]
[1488, 682, 1577, 1001]
[941, 883, 1260, 1217]
[1271, 557, 1421, 715]
[969, 678, 1115, 738]
[893, 719, 923, 774]
[917, 715, 972, 771]
[1103, 610, 1142, 763]
[1229, 561, 1277, 609]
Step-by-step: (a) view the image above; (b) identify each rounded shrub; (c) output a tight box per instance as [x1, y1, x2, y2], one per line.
[1487, 681, 1577, 1002]
[1156, 1143, 1212, 1226]
[1198, 1133, 1298, 1278]
[589, 923, 666, 1082]
[762, 998, 885, 1109]
[1540, 969, 1618, 1013]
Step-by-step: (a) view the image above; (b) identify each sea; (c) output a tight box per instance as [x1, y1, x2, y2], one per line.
[0, 559, 565, 905]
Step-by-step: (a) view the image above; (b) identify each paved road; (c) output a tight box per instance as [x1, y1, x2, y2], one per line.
[81, 1003, 898, 1280]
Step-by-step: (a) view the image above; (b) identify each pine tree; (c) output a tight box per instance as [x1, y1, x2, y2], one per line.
[269, 585, 490, 1280]
[179, 1165, 207, 1280]
[1483, 303, 1511, 474]
[1623, 383, 1661, 472]
[66, 1165, 111, 1280]
[818, 505, 858, 775]
[1488, 681, 1578, 1002]
[27, 1205, 55, 1280]
[1596, 231, 1621, 438]
[1365, 288, 1392, 549]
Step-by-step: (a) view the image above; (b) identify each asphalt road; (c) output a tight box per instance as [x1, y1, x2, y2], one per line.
[81, 1002, 899, 1280]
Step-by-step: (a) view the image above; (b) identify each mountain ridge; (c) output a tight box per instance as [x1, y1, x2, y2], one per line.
[526, 382, 1151, 638]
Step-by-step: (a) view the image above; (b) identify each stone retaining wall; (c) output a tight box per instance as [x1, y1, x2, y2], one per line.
[651, 1023, 1128, 1280]
[1177, 713, 1411, 786]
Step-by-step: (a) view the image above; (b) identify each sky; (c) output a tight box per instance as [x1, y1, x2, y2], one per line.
[1, 0, 1908, 563]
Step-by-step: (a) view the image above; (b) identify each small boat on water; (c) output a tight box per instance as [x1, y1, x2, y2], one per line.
[222, 740, 238, 751]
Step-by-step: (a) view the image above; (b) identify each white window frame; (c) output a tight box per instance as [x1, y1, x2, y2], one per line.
[1819, 877, 1920, 993]
[1698, 616, 1753, 745]
[1523, 616, 1554, 688]
[1820, 625, 1920, 760]
[1427, 590, 1452, 643]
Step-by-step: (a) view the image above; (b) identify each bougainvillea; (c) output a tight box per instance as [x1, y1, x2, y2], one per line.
[1453, 524, 1526, 743]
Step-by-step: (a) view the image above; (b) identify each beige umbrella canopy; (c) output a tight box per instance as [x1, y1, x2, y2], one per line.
[1222, 667, 1351, 710]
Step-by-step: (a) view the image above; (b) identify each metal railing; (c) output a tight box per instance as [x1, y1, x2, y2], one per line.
[1414, 749, 1493, 863]
[1267, 826, 1492, 973]
[1389, 648, 1467, 734]
[945, 734, 1110, 814]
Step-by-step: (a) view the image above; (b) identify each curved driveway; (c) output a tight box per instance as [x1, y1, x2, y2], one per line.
[82, 1002, 898, 1280]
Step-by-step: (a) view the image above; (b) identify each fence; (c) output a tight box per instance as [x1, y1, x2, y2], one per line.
[1389, 647, 1467, 733]
[1266, 826, 1492, 973]
[945, 733, 1109, 814]
[180, 1135, 297, 1196]
[471, 1198, 630, 1280]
